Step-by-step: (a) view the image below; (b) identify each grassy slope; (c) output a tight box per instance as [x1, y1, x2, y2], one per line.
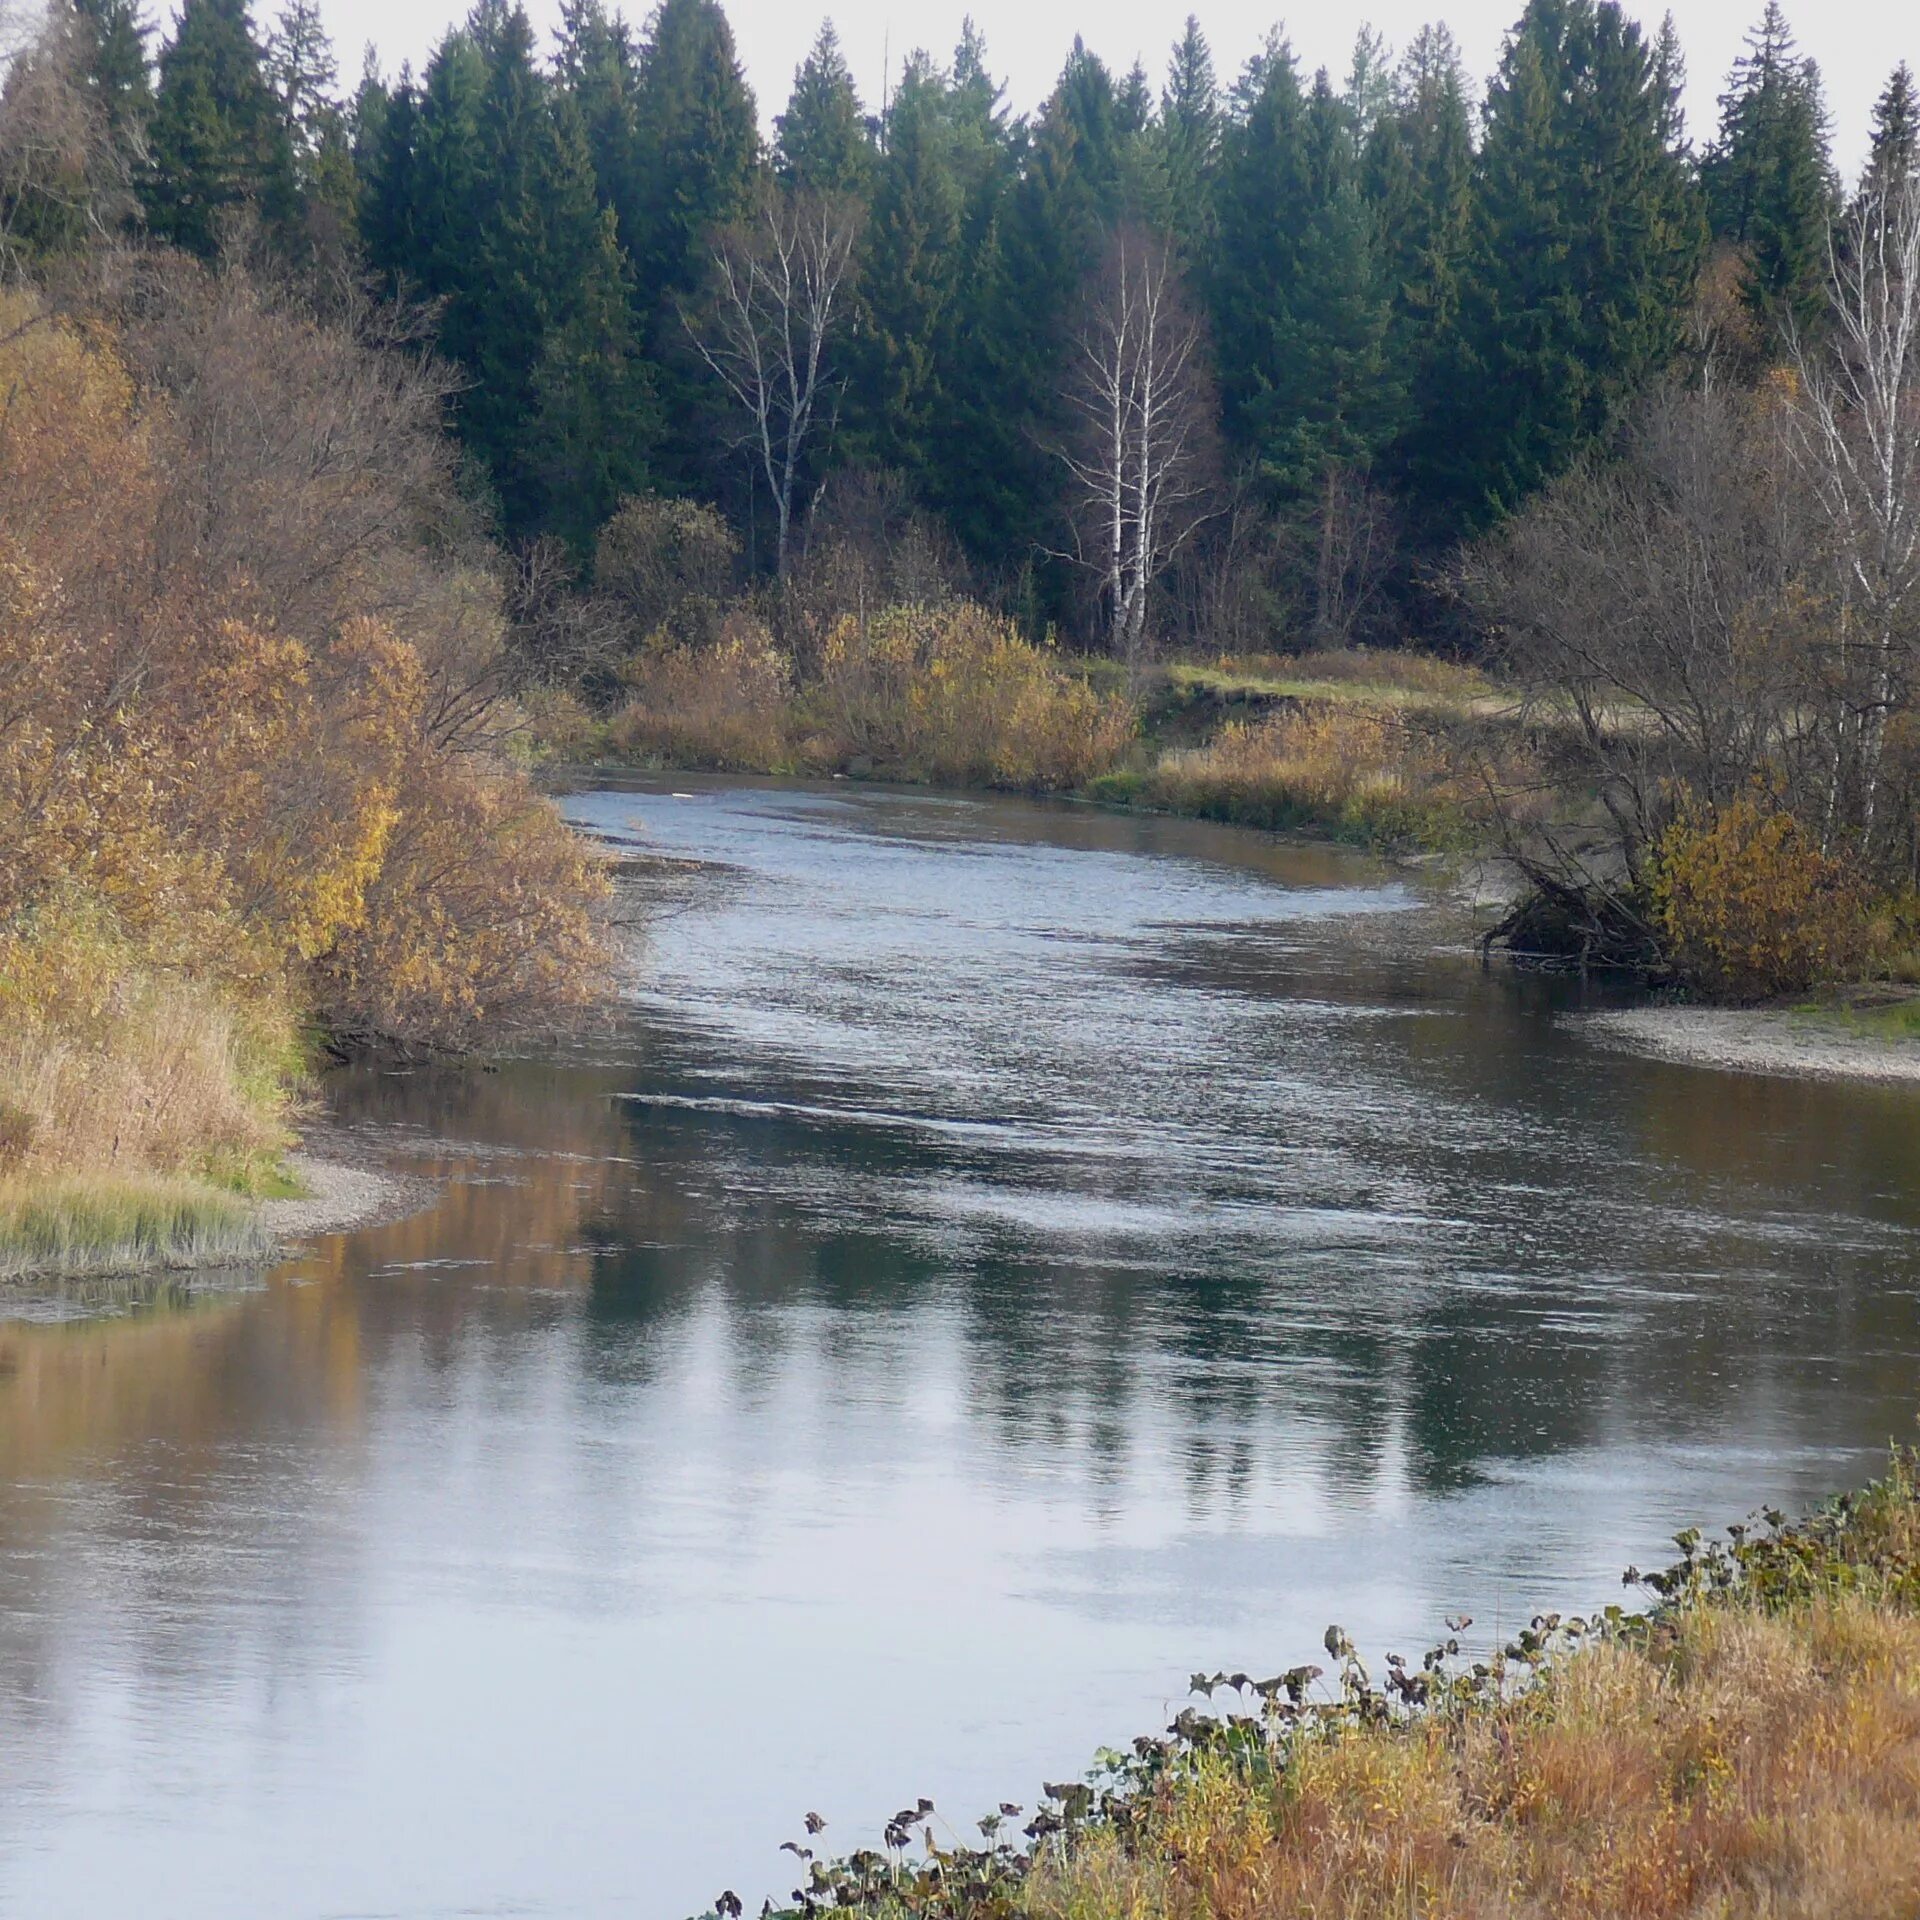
[739, 1447, 1920, 1920]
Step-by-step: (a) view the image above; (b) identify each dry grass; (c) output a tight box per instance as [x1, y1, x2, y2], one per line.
[756, 1450, 1920, 1920]
[0, 983, 289, 1185]
[0, 900, 297, 1273]
[0, 901, 293, 1183]
[1166, 651, 1500, 713]
[1023, 1598, 1920, 1920]
[1118, 705, 1493, 851]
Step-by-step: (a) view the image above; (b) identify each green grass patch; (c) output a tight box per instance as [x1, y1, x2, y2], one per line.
[1161, 652, 1499, 717]
[196, 1146, 307, 1200]
[0, 1173, 269, 1280]
[1803, 995, 1920, 1042]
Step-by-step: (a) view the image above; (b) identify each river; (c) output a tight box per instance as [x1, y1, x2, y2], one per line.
[3, 776, 1918, 1918]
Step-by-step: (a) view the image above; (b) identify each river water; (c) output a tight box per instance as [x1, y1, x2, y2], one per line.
[3, 777, 1919, 1918]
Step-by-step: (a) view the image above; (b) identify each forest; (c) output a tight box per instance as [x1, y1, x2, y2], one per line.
[1, 0, 1919, 1260]
[0, 0, 1874, 630]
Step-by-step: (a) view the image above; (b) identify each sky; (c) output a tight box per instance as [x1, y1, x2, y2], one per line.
[319, 0, 1902, 184]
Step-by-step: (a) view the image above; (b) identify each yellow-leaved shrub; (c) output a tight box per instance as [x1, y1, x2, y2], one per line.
[1651, 795, 1870, 999]
[809, 601, 1136, 789]
[612, 618, 796, 770]
[0, 279, 610, 1205]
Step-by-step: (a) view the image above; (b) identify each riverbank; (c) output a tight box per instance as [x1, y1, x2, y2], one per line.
[550, 630, 1516, 861]
[0, 1146, 434, 1284]
[1577, 998, 1920, 1086]
[729, 1444, 1920, 1920]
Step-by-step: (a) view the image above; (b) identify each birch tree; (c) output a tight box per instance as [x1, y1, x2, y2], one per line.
[1791, 159, 1920, 850]
[687, 183, 858, 586]
[1057, 226, 1218, 671]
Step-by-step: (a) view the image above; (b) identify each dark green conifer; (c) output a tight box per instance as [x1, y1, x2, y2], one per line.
[628, 0, 758, 488]
[1422, 0, 1703, 531]
[629, 0, 757, 304]
[1863, 63, 1918, 198]
[1703, 3, 1836, 338]
[1211, 37, 1392, 498]
[553, 0, 641, 249]
[143, 0, 297, 255]
[775, 21, 871, 197]
[848, 55, 962, 480]
[1157, 15, 1219, 263]
[73, 0, 154, 150]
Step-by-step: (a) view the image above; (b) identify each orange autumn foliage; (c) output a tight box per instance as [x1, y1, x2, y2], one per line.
[0, 281, 607, 1184]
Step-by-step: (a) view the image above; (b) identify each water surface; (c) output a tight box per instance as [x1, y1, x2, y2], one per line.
[3, 777, 1919, 1918]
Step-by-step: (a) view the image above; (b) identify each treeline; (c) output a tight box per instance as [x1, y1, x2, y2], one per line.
[0, 0, 1894, 646]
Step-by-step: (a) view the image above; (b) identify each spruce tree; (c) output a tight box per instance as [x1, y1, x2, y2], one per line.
[143, 0, 297, 255]
[353, 60, 415, 285]
[553, 0, 641, 252]
[1863, 63, 1918, 198]
[266, 0, 335, 156]
[930, 26, 1024, 561]
[629, 0, 758, 489]
[847, 55, 962, 482]
[775, 21, 871, 197]
[1703, 3, 1836, 339]
[1343, 25, 1395, 144]
[629, 0, 757, 305]
[528, 87, 654, 545]
[1211, 36, 1391, 498]
[73, 0, 154, 151]
[407, 27, 488, 307]
[1157, 15, 1219, 264]
[266, 0, 354, 255]
[463, 0, 650, 538]
[967, 39, 1129, 573]
[1424, 0, 1702, 532]
[367, 2, 649, 541]
[1369, 26, 1474, 339]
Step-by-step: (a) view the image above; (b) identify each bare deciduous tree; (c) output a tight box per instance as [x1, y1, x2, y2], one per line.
[686, 185, 859, 587]
[1790, 163, 1920, 850]
[0, 0, 139, 270]
[1462, 373, 1822, 924]
[1056, 227, 1218, 675]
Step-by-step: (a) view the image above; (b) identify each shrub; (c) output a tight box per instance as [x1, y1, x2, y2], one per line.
[610, 619, 796, 770]
[1651, 796, 1871, 999]
[808, 602, 1136, 790]
[594, 494, 740, 650]
[0, 280, 612, 1065]
[1141, 706, 1480, 850]
[312, 758, 611, 1052]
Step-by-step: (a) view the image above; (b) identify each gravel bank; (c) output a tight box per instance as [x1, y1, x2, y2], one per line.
[1577, 1006, 1920, 1086]
[260, 1147, 437, 1252]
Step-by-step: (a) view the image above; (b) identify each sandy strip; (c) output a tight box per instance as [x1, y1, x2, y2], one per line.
[1577, 1006, 1920, 1086]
